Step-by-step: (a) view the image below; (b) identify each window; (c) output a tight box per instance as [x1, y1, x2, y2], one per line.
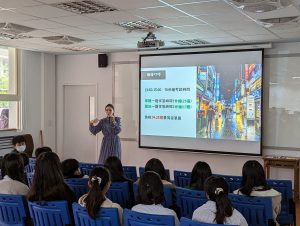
[0, 46, 19, 130]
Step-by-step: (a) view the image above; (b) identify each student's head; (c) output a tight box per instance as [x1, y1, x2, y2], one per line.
[204, 176, 233, 224]
[27, 152, 65, 201]
[85, 167, 111, 219]
[105, 104, 114, 117]
[12, 135, 26, 152]
[104, 156, 124, 181]
[3, 153, 25, 183]
[61, 158, 81, 178]
[240, 160, 269, 195]
[190, 161, 212, 190]
[19, 152, 29, 167]
[137, 171, 164, 205]
[145, 158, 168, 181]
[35, 146, 52, 158]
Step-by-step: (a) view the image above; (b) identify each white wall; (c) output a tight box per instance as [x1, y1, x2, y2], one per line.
[0, 50, 56, 155]
[56, 44, 300, 184]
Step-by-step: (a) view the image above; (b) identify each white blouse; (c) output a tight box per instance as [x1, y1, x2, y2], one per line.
[0, 175, 29, 195]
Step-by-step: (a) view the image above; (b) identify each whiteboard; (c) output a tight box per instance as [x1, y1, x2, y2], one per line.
[113, 62, 139, 140]
[263, 55, 300, 149]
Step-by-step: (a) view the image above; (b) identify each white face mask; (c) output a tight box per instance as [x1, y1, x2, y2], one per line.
[16, 145, 26, 152]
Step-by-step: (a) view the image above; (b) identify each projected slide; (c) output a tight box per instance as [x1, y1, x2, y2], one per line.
[140, 50, 263, 155]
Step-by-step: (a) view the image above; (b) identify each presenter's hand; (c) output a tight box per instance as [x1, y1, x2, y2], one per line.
[90, 118, 99, 125]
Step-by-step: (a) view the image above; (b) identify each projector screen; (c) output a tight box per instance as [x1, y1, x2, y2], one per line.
[139, 49, 263, 156]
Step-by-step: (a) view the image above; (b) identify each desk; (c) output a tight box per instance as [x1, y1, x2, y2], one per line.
[263, 156, 300, 200]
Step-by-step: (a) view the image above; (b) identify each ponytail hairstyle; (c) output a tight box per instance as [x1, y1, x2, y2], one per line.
[240, 160, 270, 196]
[85, 167, 111, 219]
[190, 161, 212, 190]
[204, 176, 233, 224]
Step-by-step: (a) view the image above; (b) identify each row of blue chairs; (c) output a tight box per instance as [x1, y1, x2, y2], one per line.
[2, 193, 268, 226]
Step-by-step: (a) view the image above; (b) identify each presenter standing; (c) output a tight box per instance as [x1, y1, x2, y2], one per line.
[89, 104, 121, 164]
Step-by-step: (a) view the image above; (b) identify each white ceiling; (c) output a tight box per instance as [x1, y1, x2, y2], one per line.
[0, 0, 299, 54]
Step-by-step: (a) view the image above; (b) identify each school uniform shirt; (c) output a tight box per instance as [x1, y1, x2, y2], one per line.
[132, 204, 180, 226]
[78, 194, 123, 225]
[192, 200, 248, 226]
[234, 187, 281, 226]
[0, 175, 29, 195]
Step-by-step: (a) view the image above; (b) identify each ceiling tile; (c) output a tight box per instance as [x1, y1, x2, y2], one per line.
[131, 7, 186, 19]
[20, 19, 69, 29]
[49, 15, 102, 26]
[240, 34, 280, 41]
[47, 27, 94, 35]
[0, 11, 39, 22]
[25, 29, 60, 37]
[16, 5, 76, 19]
[202, 36, 242, 43]
[152, 16, 206, 27]
[0, 0, 42, 7]
[83, 23, 125, 33]
[94, 0, 164, 10]
[86, 11, 140, 24]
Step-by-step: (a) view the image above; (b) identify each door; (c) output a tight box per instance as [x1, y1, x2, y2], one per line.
[63, 84, 97, 162]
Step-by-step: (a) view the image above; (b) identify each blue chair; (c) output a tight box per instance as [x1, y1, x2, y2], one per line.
[267, 179, 294, 225]
[133, 183, 174, 208]
[174, 170, 191, 187]
[176, 187, 207, 218]
[229, 194, 274, 226]
[79, 162, 102, 176]
[215, 174, 242, 193]
[28, 201, 72, 226]
[107, 182, 130, 208]
[180, 217, 238, 226]
[139, 167, 170, 180]
[65, 178, 89, 200]
[72, 203, 121, 226]
[123, 166, 138, 181]
[124, 209, 175, 226]
[0, 194, 29, 226]
[26, 172, 34, 187]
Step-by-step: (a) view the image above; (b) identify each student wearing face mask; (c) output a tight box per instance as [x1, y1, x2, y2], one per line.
[11, 135, 27, 154]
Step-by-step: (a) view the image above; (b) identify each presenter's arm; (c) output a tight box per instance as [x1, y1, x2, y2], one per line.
[112, 117, 121, 135]
[89, 118, 103, 135]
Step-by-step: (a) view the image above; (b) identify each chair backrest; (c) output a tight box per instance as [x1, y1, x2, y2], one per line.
[123, 166, 138, 181]
[176, 187, 206, 218]
[72, 203, 120, 226]
[174, 170, 191, 187]
[229, 193, 274, 226]
[79, 163, 103, 176]
[0, 194, 29, 226]
[139, 167, 170, 180]
[28, 201, 71, 226]
[267, 179, 294, 225]
[106, 182, 130, 208]
[65, 178, 89, 200]
[26, 172, 34, 187]
[26, 158, 36, 173]
[215, 174, 242, 193]
[123, 209, 175, 226]
[133, 183, 174, 208]
[180, 217, 238, 226]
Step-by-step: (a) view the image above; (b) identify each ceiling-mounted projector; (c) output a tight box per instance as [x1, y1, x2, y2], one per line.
[137, 32, 164, 49]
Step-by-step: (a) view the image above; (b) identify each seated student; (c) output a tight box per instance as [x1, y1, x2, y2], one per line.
[27, 152, 76, 211]
[34, 146, 52, 158]
[11, 135, 26, 154]
[144, 158, 174, 187]
[234, 160, 281, 225]
[78, 167, 123, 225]
[188, 161, 212, 190]
[62, 158, 87, 179]
[104, 156, 134, 206]
[0, 153, 29, 195]
[193, 176, 248, 226]
[132, 171, 179, 226]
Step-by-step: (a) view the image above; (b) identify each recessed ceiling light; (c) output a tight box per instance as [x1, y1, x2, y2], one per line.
[292, 76, 300, 79]
[171, 39, 209, 46]
[115, 20, 163, 32]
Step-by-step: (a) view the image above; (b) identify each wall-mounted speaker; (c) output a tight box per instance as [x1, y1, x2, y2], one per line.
[98, 54, 108, 67]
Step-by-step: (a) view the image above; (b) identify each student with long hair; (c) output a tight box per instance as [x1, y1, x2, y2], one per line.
[189, 161, 212, 190]
[78, 167, 123, 225]
[234, 160, 281, 225]
[0, 153, 29, 195]
[193, 176, 248, 226]
[34, 146, 52, 158]
[144, 158, 172, 186]
[27, 152, 76, 209]
[132, 171, 179, 226]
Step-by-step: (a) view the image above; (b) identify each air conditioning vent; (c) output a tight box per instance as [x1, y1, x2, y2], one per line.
[52, 0, 118, 14]
[43, 35, 84, 45]
[0, 32, 32, 40]
[259, 16, 299, 24]
[0, 23, 35, 39]
[63, 46, 100, 52]
[171, 39, 209, 46]
[243, 3, 278, 12]
[115, 20, 163, 32]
